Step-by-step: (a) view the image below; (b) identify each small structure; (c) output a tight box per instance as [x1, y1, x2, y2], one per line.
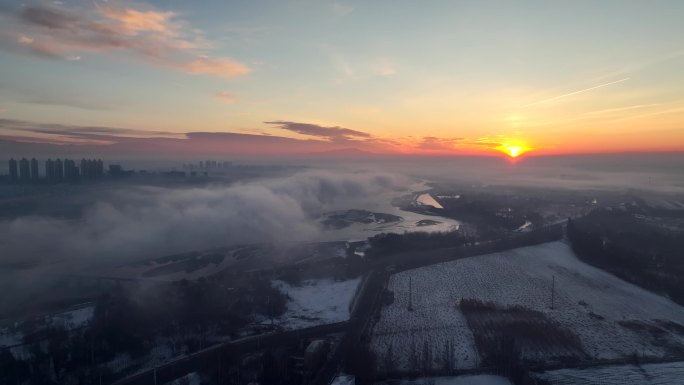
[331, 374, 355, 385]
[304, 339, 329, 371]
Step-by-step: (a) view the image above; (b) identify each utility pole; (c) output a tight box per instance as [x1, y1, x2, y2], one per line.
[408, 276, 414, 312]
[551, 275, 555, 310]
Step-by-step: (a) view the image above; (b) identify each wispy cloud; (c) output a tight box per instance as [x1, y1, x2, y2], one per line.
[521, 78, 631, 108]
[328, 50, 397, 83]
[214, 91, 237, 104]
[331, 2, 354, 16]
[581, 103, 662, 116]
[264, 120, 371, 141]
[0, 3, 250, 79]
[0, 118, 181, 144]
[414, 136, 462, 151]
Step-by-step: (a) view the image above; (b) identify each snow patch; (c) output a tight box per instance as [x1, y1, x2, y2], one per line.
[273, 277, 362, 330]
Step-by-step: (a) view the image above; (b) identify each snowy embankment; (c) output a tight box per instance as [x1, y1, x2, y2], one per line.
[535, 361, 684, 385]
[371, 242, 684, 373]
[395, 374, 512, 385]
[273, 277, 362, 330]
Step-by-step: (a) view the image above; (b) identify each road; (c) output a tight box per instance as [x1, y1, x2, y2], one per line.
[110, 322, 348, 385]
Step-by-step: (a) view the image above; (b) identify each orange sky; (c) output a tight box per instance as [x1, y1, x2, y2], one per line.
[0, 1, 683, 157]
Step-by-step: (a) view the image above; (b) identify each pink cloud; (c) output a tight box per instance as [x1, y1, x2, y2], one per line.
[214, 91, 237, 104]
[0, 3, 250, 79]
[99, 7, 179, 37]
[185, 58, 250, 79]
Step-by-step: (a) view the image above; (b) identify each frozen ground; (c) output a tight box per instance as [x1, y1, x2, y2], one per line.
[51, 305, 94, 330]
[273, 277, 362, 330]
[331, 374, 355, 385]
[535, 361, 684, 384]
[371, 242, 684, 373]
[164, 372, 201, 385]
[416, 193, 444, 209]
[393, 374, 512, 385]
[1, 304, 94, 349]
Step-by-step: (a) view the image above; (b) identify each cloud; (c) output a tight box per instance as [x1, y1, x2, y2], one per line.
[264, 120, 371, 141]
[0, 168, 407, 313]
[331, 2, 354, 16]
[0, 170, 406, 268]
[522, 78, 631, 108]
[414, 136, 463, 151]
[0, 118, 380, 156]
[0, 118, 514, 157]
[214, 91, 237, 104]
[328, 51, 397, 83]
[0, 3, 250, 79]
[180, 57, 250, 78]
[0, 118, 181, 144]
[99, 7, 179, 37]
[369, 57, 397, 76]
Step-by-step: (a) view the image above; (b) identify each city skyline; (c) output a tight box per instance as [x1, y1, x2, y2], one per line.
[0, 1, 683, 157]
[6, 157, 105, 182]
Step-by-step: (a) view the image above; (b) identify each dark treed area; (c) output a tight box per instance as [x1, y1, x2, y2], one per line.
[568, 207, 684, 305]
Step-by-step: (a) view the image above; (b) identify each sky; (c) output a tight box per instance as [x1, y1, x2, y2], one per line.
[0, 0, 683, 157]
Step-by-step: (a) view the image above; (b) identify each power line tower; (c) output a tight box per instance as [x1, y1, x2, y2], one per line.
[550, 275, 555, 310]
[408, 276, 414, 312]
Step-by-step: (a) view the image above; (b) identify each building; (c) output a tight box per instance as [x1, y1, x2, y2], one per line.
[19, 158, 30, 182]
[64, 159, 79, 181]
[30, 158, 39, 181]
[8, 158, 18, 182]
[96, 159, 104, 177]
[54, 158, 64, 181]
[303, 339, 329, 371]
[108, 164, 123, 177]
[45, 159, 55, 181]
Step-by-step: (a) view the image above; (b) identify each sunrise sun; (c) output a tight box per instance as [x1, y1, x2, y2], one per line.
[498, 143, 530, 158]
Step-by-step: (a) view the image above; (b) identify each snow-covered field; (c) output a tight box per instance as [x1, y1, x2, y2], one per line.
[273, 277, 362, 330]
[392, 374, 512, 385]
[535, 361, 684, 384]
[371, 242, 684, 373]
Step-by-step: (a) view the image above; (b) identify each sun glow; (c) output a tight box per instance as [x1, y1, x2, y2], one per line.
[497, 142, 531, 158]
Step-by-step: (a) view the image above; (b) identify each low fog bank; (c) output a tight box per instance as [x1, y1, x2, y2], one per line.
[0, 169, 411, 314]
[0, 170, 408, 268]
[307, 153, 684, 193]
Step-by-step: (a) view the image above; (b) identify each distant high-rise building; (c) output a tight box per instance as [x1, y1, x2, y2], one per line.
[64, 159, 78, 181]
[19, 158, 30, 182]
[96, 159, 104, 178]
[30, 158, 39, 181]
[8, 158, 18, 182]
[54, 158, 64, 181]
[46, 159, 55, 181]
[80, 159, 88, 180]
[108, 164, 123, 177]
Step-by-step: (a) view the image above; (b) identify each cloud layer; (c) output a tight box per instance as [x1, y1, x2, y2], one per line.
[0, 170, 405, 266]
[264, 120, 372, 141]
[0, 2, 250, 79]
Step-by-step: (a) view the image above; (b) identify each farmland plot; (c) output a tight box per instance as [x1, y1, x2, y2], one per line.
[534, 361, 684, 385]
[370, 242, 684, 374]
